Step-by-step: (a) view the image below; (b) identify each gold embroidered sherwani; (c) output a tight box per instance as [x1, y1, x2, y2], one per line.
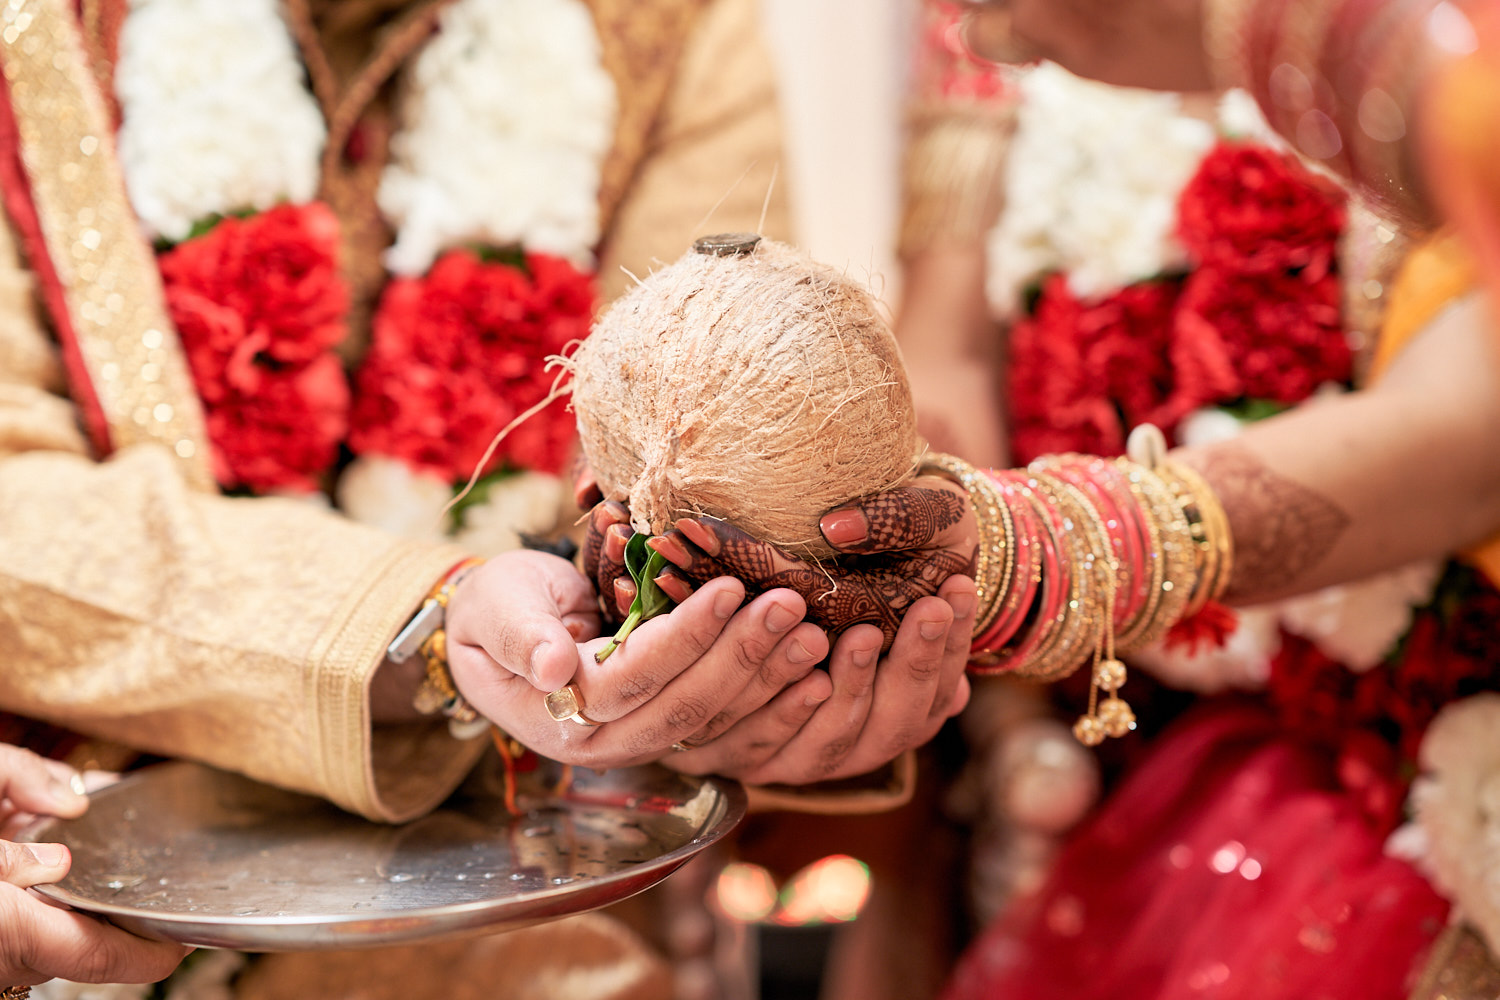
[0, 0, 787, 831]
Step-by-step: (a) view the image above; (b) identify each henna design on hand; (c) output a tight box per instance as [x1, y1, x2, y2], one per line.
[669, 514, 975, 649]
[1187, 443, 1351, 603]
[838, 486, 967, 553]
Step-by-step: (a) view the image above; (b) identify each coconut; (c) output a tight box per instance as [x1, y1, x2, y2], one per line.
[568, 235, 921, 560]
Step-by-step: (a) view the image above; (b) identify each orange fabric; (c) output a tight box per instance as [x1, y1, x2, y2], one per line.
[1369, 232, 1500, 585]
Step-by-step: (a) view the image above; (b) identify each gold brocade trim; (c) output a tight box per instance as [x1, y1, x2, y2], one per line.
[0, 0, 213, 490]
[584, 0, 708, 237]
[1408, 923, 1500, 1000]
[305, 536, 471, 821]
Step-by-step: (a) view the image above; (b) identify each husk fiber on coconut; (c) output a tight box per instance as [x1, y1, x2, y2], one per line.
[568, 236, 922, 559]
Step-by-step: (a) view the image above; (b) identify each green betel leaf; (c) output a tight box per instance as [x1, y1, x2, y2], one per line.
[595, 535, 678, 663]
[623, 532, 652, 582]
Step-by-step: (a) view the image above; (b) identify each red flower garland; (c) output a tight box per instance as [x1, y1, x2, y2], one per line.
[349, 249, 594, 482]
[160, 203, 351, 493]
[1007, 141, 1351, 464]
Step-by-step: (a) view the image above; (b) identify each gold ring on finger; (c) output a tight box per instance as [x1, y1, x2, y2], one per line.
[544, 683, 604, 727]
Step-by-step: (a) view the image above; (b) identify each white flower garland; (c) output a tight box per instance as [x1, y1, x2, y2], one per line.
[378, 0, 617, 276]
[115, 0, 325, 242]
[1407, 694, 1500, 956]
[984, 63, 1215, 316]
[337, 455, 563, 558]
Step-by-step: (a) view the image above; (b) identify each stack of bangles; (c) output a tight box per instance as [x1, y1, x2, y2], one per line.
[921, 426, 1233, 746]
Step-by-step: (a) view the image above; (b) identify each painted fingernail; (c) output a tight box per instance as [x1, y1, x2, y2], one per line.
[27, 843, 66, 867]
[713, 588, 742, 620]
[919, 618, 947, 641]
[604, 526, 629, 561]
[765, 603, 799, 633]
[614, 578, 636, 616]
[787, 638, 818, 663]
[676, 519, 720, 556]
[949, 590, 976, 622]
[655, 573, 692, 603]
[648, 534, 692, 567]
[819, 509, 868, 548]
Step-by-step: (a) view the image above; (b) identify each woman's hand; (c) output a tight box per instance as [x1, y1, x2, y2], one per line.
[585, 475, 978, 648]
[0, 744, 191, 988]
[445, 550, 830, 771]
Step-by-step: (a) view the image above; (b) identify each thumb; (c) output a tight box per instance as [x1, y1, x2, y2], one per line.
[447, 552, 591, 693]
[0, 840, 69, 889]
[0, 744, 87, 819]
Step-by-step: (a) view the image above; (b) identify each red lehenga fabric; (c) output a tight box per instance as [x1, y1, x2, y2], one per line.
[943, 702, 1448, 1000]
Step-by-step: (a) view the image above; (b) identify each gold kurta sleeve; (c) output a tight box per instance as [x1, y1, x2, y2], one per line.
[595, 0, 789, 303]
[0, 217, 484, 823]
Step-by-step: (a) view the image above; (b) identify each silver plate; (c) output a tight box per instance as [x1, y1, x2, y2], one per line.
[17, 757, 745, 951]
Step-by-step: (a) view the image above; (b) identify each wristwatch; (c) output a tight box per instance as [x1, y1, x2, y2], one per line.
[386, 562, 490, 740]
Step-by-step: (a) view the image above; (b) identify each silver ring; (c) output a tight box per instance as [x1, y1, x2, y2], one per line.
[670, 742, 692, 752]
[544, 683, 603, 727]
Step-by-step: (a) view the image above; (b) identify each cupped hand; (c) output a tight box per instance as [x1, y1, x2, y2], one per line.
[445, 550, 831, 770]
[664, 573, 977, 784]
[586, 475, 978, 648]
[0, 744, 191, 987]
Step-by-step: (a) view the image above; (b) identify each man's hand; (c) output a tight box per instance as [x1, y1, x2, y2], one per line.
[445, 550, 830, 770]
[663, 574, 975, 784]
[0, 744, 191, 987]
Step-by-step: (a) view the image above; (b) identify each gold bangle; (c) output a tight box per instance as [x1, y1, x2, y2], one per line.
[1159, 459, 1234, 614]
[1017, 472, 1110, 683]
[919, 452, 1011, 637]
[1112, 460, 1197, 653]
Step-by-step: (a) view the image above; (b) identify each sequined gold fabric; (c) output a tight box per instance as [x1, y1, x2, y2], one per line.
[0, 0, 212, 489]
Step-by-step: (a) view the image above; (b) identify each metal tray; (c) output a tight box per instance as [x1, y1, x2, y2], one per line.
[16, 757, 745, 951]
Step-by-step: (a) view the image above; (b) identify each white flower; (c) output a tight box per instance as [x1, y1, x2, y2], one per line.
[1132, 605, 1281, 693]
[454, 471, 566, 558]
[1216, 88, 1281, 145]
[1277, 560, 1442, 671]
[115, 0, 325, 242]
[1410, 694, 1500, 956]
[336, 455, 452, 543]
[986, 63, 1215, 314]
[337, 457, 564, 557]
[379, 0, 617, 275]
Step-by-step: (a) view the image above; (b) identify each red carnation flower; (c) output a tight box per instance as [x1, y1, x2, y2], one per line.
[1176, 265, 1351, 403]
[160, 203, 351, 492]
[350, 250, 594, 482]
[1177, 143, 1347, 277]
[1009, 276, 1241, 463]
